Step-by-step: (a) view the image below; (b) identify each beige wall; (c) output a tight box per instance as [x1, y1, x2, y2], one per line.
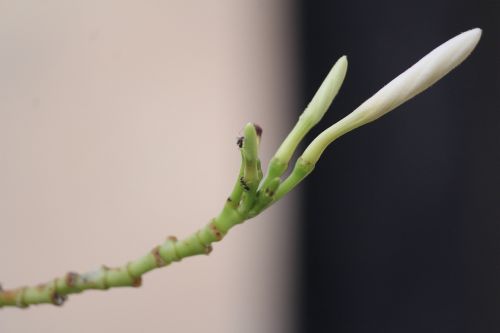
[0, 1, 298, 332]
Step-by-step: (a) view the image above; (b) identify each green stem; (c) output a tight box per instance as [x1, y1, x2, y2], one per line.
[237, 123, 261, 215]
[0, 215, 239, 308]
[0, 58, 348, 309]
[226, 154, 244, 209]
[0, 184, 247, 309]
[0, 125, 250, 309]
[274, 157, 315, 202]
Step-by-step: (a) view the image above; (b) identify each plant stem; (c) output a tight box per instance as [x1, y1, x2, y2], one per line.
[0, 58, 349, 309]
[0, 128, 253, 309]
[0, 185, 244, 308]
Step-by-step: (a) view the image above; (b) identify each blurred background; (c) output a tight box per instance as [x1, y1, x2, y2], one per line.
[0, 1, 498, 333]
[300, 1, 500, 332]
[0, 1, 298, 332]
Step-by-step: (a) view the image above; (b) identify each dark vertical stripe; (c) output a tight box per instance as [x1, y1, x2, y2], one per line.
[298, 1, 500, 332]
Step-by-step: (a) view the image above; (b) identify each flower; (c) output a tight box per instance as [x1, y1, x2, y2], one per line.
[302, 28, 482, 165]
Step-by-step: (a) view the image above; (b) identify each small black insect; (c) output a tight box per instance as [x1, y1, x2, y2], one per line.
[236, 136, 244, 148]
[240, 177, 250, 191]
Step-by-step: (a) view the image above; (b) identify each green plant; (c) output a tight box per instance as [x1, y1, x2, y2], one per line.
[0, 28, 481, 308]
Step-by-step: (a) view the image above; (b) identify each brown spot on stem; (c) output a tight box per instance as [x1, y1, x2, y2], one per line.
[2, 290, 17, 303]
[132, 277, 142, 287]
[226, 197, 232, 203]
[167, 235, 178, 242]
[36, 283, 46, 292]
[51, 292, 67, 306]
[209, 222, 223, 241]
[126, 261, 144, 284]
[151, 246, 167, 267]
[65, 272, 79, 288]
[253, 123, 263, 138]
[204, 245, 213, 255]
[263, 187, 274, 197]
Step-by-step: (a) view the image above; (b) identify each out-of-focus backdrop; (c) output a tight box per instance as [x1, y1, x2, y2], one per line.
[0, 1, 298, 332]
[299, 1, 500, 332]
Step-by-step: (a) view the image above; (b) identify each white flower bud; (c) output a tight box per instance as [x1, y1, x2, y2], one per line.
[302, 28, 482, 164]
